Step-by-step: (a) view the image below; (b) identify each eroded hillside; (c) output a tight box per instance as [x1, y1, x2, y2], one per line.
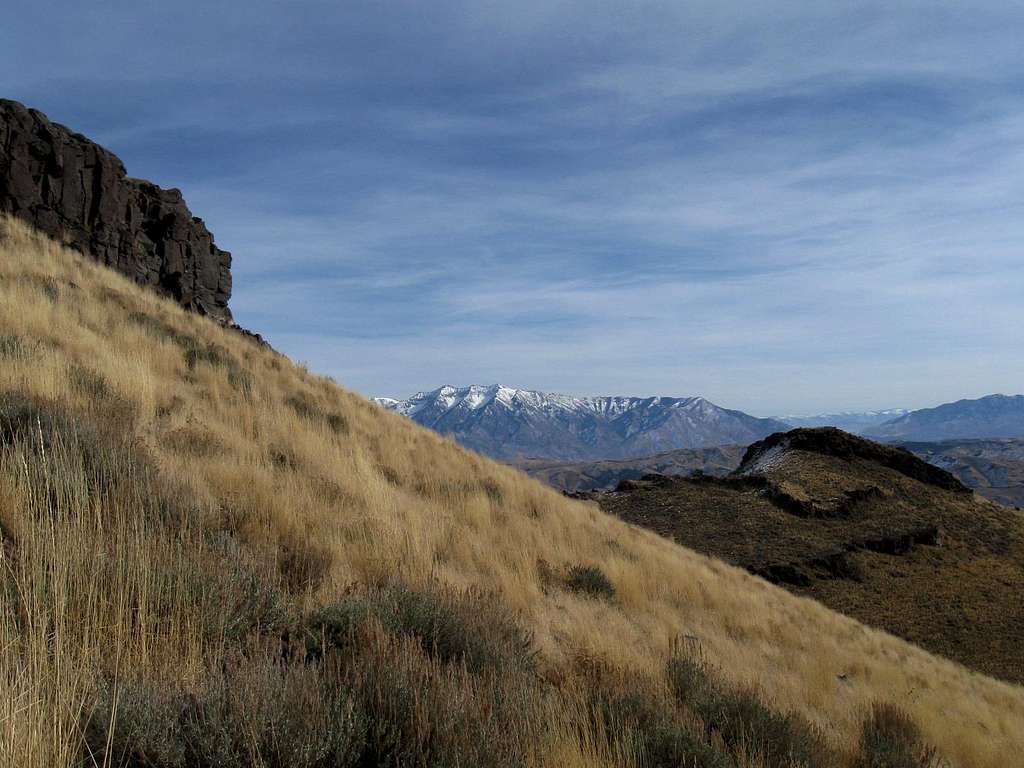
[2, 218, 1023, 767]
[594, 429, 1024, 683]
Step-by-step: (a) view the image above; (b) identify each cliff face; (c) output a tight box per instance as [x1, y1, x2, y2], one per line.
[0, 98, 232, 321]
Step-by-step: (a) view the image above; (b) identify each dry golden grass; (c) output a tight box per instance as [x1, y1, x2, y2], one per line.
[1, 215, 1022, 766]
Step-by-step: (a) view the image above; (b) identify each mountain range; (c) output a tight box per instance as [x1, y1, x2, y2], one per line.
[380, 387, 1024, 462]
[866, 394, 1024, 441]
[374, 384, 790, 460]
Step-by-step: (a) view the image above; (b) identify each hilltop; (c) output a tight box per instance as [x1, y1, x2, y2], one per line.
[4, 219, 1024, 766]
[377, 384, 790, 460]
[592, 428, 1024, 684]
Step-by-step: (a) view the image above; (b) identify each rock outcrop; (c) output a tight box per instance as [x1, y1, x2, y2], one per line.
[0, 99, 232, 320]
[739, 427, 970, 493]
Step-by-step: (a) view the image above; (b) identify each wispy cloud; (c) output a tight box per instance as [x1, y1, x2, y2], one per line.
[4, 1, 1024, 413]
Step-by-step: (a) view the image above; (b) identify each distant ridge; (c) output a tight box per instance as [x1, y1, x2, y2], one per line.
[867, 394, 1024, 441]
[376, 384, 790, 460]
[898, 437, 1024, 508]
[779, 409, 909, 434]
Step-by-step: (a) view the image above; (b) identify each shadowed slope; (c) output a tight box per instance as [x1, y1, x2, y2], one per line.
[596, 428, 1024, 684]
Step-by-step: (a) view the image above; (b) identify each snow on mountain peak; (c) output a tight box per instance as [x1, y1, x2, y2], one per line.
[375, 384, 791, 461]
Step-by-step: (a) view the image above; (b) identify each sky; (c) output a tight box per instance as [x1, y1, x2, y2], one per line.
[4, 1, 1024, 416]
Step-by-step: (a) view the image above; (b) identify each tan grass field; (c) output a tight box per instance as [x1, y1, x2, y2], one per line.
[1, 216, 1022, 767]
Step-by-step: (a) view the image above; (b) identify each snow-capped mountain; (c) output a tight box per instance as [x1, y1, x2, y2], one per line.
[374, 384, 791, 460]
[865, 394, 1024, 442]
[779, 409, 910, 434]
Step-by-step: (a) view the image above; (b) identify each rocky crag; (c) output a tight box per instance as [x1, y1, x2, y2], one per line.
[1, 98, 232, 321]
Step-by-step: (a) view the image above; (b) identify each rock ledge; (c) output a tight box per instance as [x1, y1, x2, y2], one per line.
[1, 98, 232, 321]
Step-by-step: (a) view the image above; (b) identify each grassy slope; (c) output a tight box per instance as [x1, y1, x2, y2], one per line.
[1, 217, 1022, 766]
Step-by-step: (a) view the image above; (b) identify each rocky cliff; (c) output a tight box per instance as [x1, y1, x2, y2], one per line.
[0, 99, 232, 320]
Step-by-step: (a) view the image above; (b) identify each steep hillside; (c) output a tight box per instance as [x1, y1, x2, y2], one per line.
[378, 384, 789, 460]
[3, 220, 1024, 767]
[593, 428, 1024, 685]
[867, 394, 1024, 441]
[515, 445, 746, 492]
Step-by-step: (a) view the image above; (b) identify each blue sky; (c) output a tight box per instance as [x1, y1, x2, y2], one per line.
[4, 1, 1024, 415]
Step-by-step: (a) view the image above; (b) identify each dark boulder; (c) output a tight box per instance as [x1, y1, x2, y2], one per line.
[0, 98, 232, 321]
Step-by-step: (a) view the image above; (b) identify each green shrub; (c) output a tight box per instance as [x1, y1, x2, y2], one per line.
[857, 702, 937, 768]
[205, 534, 290, 641]
[183, 339, 229, 371]
[590, 688, 734, 768]
[69, 364, 113, 401]
[388, 584, 535, 672]
[303, 596, 381, 658]
[667, 655, 831, 768]
[286, 393, 348, 435]
[0, 391, 198, 529]
[0, 334, 31, 359]
[0, 391, 67, 446]
[128, 312, 250, 391]
[304, 583, 536, 674]
[84, 626, 540, 768]
[325, 411, 348, 434]
[19, 273, 60, 301]
[0, 391, 117, 494]
[84, 658, 367, 768]
[226, 366, 255, 397]
[127, 310, 194, 348]
[183, 659, 366, 768]
[341, 636, 538, 768]
[565, 564, 616, 600]
[85, 679, 188, 767]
